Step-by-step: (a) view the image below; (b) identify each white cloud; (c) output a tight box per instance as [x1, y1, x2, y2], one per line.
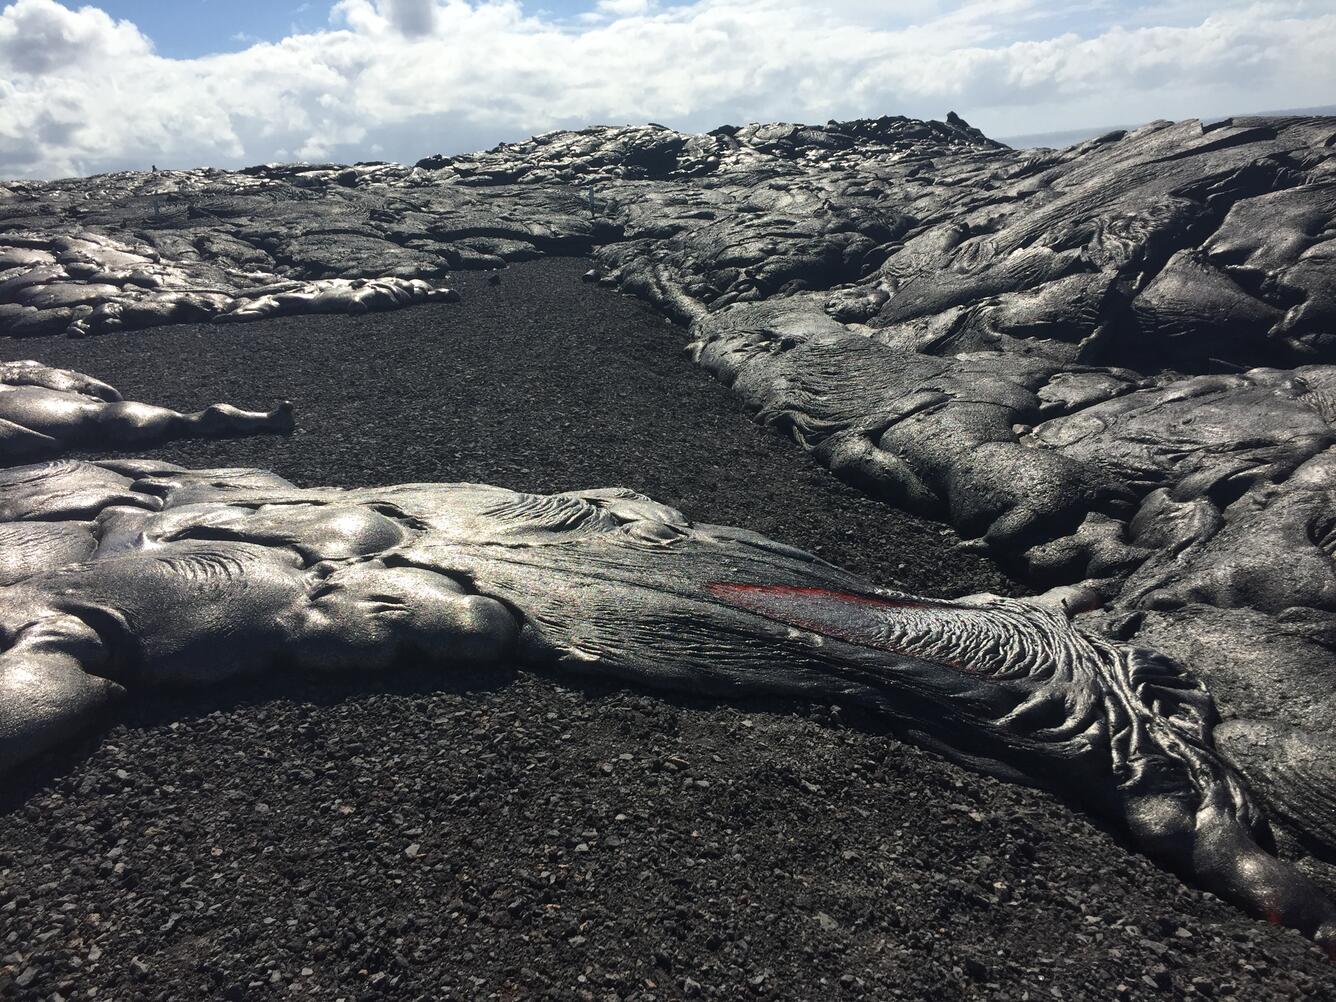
[595, 0, 653, 15]
[0, 0, 149, 73]
[0, 0, 1333, 179]
[378, 0, 438, 35]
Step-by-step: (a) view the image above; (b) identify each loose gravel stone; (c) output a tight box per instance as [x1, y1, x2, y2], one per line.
[1, 258, 1333, 1000]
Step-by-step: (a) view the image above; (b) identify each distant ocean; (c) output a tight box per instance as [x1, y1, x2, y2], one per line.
[999, 103, 1336, 149]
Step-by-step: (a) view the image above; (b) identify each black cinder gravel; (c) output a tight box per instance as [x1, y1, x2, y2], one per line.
[0, 256, 1012, 594]
[4, 675, 1335, 1002]
[2, 258, 1334, 1000]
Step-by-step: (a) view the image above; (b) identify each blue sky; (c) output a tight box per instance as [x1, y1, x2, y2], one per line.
[2, 1, 1334, 179]
[77, 0, 1289, 58]
[87, 1, 328, 55]
[87, 1, 694, 56]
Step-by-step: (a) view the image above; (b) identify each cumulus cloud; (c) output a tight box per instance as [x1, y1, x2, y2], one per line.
[383, 0, 438, 35]
[594, 0, 654, 16]
[0, 0, 149, 73]
[0, 0, 1333, 178]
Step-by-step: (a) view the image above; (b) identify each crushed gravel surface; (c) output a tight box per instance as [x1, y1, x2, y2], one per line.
[2, 258, 1333, 999]
[0, 257, 1013, 594]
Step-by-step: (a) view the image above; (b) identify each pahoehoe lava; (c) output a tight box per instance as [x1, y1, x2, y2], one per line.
[2, 456, 1334, 948]
[3, 110, 1336, 976]
[0, 359, 292, 461]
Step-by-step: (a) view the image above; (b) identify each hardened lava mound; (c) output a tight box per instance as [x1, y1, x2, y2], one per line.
[1, 456, 1333, 948]
[3, 111, 1336, 956]
[0, 359, 291, 460]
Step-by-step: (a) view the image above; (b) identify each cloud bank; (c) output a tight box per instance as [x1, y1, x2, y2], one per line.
[1, 0, 1333, 178]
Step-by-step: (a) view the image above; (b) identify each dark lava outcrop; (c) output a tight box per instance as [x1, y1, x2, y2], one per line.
[0, 219, 459, 336]
[0, 359, 291, 460]
[3, 456, 1333, 946]
[4, 112, 1336, 942]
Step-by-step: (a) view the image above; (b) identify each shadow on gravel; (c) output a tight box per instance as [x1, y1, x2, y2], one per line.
[520, 662, 1071, 796]
[7, 648, 1130, 852]
[2, 663, 520, 813]
[3, 654, 1052, 817]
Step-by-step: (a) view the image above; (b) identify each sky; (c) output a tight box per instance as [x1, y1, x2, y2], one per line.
[1, 0, 1333, 179]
